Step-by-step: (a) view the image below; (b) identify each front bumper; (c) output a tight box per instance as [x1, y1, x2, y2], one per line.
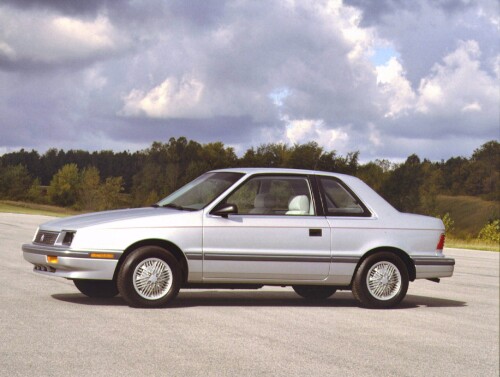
[22, 243, 121, 280]
[412, 256, 455, 279]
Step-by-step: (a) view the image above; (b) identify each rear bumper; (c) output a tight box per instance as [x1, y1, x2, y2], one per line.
[22, 243, 120, 280]
[412, 257, 455, 279]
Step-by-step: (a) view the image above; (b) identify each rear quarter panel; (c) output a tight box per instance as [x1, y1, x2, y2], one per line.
[328, 216, 444, 257]
[326, 214, 444, 285]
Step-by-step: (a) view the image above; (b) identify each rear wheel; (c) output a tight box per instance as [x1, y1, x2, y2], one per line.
[117, 246, 181, 308]
[73, 279, 119, 298]
[352, 252, 409, 309]
[293, 285, 336, 300]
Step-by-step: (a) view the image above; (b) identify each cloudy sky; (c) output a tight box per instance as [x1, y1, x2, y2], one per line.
[0, 0, 498, 161]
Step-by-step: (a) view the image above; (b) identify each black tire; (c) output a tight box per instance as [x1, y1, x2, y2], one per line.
[292, 285, 337, 300]
[73, 279, 119, 298]
[117, 246, 181, 308]
[352, 252, 409, 309]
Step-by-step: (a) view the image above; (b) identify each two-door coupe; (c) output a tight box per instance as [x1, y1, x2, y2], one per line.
[22, 168, 454, 308]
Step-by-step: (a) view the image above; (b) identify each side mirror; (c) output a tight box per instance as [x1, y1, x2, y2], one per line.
[212, 203, 238, 218]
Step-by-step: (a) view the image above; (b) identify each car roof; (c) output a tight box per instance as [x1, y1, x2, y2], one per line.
[210, 167, 350, 179]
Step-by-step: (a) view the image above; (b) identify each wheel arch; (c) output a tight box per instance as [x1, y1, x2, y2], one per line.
[113, 239, 189, 283]
[351, 246, 416, 285]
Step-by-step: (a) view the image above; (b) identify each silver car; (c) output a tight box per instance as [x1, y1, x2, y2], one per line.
[22, 168, 454, 308]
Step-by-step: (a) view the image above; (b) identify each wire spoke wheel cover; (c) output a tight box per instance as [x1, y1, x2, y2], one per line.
[133, 258, 173, 300]
[118, 246, 181, 308]
[366, 261, 402, 301]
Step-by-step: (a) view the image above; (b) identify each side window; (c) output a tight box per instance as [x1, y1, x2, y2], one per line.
[224, 179, 259, 214]
[319, 177, 369, 216]
[225, 175, 315, 216]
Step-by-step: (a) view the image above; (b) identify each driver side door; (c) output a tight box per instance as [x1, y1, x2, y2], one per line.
[202, 174, 331, 281]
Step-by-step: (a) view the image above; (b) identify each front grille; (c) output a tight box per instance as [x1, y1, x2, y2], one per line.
[34, 231, 59, 245]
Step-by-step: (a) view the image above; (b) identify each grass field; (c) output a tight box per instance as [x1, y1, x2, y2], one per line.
[446, 237, 499, 252]
[0, 200, 80, 217]
[435, 195, 499, 238]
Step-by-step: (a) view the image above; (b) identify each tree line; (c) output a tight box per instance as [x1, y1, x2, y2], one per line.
[0, 138, 498, 218]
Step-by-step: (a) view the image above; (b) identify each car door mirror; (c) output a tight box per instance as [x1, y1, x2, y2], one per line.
[211, 203, 238, 218]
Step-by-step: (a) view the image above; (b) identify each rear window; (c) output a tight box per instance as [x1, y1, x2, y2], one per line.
[318, 177, 370, 217]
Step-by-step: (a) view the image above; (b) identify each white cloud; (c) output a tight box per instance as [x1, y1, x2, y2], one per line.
[84, 67, 108, 91]
[285, 118, 349, 150]
[493, 54, 500, 79]
[415, 40, 497, 116]
[120, 75, 205, 118]
[0, 41, 15, 60]
[337, 5, 374, 62]
[416, 82, 443, 112]
[0, 6, 127, 64]
[376, 57, 416, 117]
[461, 102, 481, 113]
[51, 15, 115, 51]
[372, 40, 497, 129]
[368, 123, 382, 147]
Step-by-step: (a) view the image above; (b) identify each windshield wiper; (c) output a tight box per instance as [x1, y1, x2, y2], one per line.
[161, 203, 186, 210]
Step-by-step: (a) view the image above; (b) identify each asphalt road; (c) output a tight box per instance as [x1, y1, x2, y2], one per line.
[1, 213, 498, 377]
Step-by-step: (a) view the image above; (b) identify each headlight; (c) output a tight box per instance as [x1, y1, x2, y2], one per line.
[61, 231, 76, 246]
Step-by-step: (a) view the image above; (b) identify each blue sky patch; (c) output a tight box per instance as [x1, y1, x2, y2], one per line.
[370, 46, 400, 66]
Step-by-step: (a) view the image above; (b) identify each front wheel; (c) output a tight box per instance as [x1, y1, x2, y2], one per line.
[352, 252, 409, 309]
[73, 279, 119, 298]
[117, 246, 181, 308]
[293, 285, 336, 300]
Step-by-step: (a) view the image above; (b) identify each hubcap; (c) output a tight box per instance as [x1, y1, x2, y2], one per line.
[133, 258, 173, 300]
[366, 261, 402, 301]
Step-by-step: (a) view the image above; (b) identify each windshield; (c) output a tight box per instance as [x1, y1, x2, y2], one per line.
[156, 172, 244, 210]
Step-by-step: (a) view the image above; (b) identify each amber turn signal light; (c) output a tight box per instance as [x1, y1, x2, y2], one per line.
[47, 256, 58, 264]
[89, 253, 115, 259]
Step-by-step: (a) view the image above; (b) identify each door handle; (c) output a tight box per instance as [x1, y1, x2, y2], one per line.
[309, 229, 322, 237]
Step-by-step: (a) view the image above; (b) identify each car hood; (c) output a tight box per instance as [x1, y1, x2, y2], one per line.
[39, 207, 192, 231]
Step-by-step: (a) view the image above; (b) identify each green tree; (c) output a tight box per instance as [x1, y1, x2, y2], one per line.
[382, 154, 422, 212]
[440, 156, 470, 195]
[99, 176, 124, 210]
[477, 220, 499, 243]
[0, 149, 41, 179]
[288, 142, 323, 170]
[198, 142, 237, 170]
[0, 164, 33, 200]
[239, 147, 261, 167]
[27, 178, 45, 203]
[356, 160, 390, 193]
[418, 160, 442, 215]
[39, 148, 62, 185]
[78, 166, 101, 210]
[131, 137, 209, 206]
[48, 163, 80, 206]
[144, 190, 160, 206]
[440, 213, 455, 235]
[131, 162, 163, 206]
[465, 141, 499, 198]
[251, 143, 291, 167]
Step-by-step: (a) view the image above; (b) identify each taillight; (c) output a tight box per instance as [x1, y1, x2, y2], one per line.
[436, 233, 445, 251]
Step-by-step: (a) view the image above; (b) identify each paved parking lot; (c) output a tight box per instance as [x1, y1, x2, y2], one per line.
[0, 213, 498, 377]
